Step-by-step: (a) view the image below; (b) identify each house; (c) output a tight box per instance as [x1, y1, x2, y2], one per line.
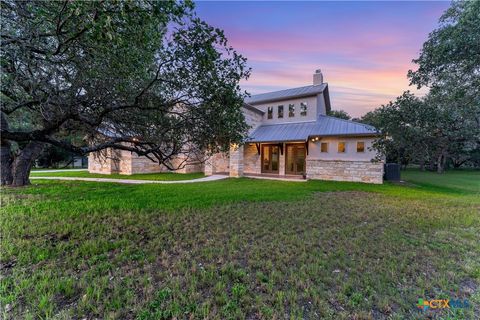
[88, 70, 384, 183]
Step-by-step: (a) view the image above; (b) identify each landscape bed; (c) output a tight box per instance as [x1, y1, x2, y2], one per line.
[1, 170, 479, 319]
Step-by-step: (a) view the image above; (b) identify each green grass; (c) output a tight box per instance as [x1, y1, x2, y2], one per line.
[401, 168, 479, 194]
[31, 168, 84, 171]
[1, 170, 479, 319]
[30, 171, 205, 181]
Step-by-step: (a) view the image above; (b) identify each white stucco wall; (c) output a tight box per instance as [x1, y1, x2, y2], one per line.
[251, 96, 318, 124]
[243, 107, 264, 133]
[316, 92, 327, 117]
[307, 136, 378, 162]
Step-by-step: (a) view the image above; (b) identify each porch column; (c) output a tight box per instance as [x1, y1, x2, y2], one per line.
[279, 143, 285, 175]
[229, 144, 244, 177]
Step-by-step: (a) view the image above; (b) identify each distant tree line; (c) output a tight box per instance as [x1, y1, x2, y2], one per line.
[331, 1, 479, 173]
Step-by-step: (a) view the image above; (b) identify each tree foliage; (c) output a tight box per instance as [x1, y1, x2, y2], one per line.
[327, 109, 351, 120]
[361, 91, 479, 172]
[1, 1, 250, 186]
[363, 1, 480, 172]
[408, 0, 480, 92]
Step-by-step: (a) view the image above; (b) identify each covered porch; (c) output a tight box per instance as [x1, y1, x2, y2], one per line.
[247, 141, 308, 177]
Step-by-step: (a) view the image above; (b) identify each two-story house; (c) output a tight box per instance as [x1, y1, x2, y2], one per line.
[88, 70, 384, 183]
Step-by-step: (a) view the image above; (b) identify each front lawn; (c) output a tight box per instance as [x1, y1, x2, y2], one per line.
[401, 168, 479, 194]
[1, 170, 479, 319]
[29, 171, 205, 181]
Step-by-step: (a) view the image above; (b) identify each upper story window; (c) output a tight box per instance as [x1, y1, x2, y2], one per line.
[338, 142, 346, 153]
[278, 105, 284, 118]
[300, 102, 307, 116]
[321, 142, 328, 153]
[357, 141, 365, 153]
[288, 104, 295, 117]
[267, 107, 273, 119]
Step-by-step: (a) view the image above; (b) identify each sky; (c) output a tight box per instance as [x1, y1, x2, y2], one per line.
[195, 1, 450, 117]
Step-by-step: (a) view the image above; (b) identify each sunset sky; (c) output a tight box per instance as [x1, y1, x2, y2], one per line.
[196, 1, 450, 117]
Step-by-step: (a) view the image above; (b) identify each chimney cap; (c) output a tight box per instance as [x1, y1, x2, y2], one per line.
[315, 69, 322, 74]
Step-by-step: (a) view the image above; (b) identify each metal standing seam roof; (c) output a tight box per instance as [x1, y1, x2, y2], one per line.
[244, 83, 328, 105]
[247, 115, 379, 143]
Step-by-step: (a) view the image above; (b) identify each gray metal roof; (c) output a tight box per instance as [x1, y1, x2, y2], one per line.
[247, 115, 379, 142]
[245, 84, 327, 105]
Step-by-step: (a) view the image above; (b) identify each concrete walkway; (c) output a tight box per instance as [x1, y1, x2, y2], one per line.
[30, 174, 228, 184]
[244, 174, 307, 182]
[32, 169, 88, 173]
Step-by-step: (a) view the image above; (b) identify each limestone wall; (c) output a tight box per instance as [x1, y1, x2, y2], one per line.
[229, 145, 244, 177]
[306, 160, 383, 184]
[130, 152, 164, 174]
[244, 144, 261, 174]
[88, 149, 120, 174]
[89, 148, 203, 175]
[204, 152, 229, 175]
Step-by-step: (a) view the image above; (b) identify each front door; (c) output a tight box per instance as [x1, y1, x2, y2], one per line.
[261, 144, 279, 173]
[286, 144, 306, 175]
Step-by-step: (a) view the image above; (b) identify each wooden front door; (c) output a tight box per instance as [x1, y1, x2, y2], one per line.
[286, 144, 306, 175]
[261, 144, 279, 173]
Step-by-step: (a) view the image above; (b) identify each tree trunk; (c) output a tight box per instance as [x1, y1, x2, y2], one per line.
[436, 150, 447, 174]
[1, 141, 13, 186]
[11, 141, 45, 187]
[1, 111, 13, 185]
[419, 158, 425, 171]
[437, 153, 443, 173]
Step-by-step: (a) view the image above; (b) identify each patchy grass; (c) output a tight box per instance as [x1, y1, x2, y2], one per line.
[1, 170, 479, 319]
[30, 171, 205, 181]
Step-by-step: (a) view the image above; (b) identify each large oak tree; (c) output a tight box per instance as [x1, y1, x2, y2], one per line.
[1, 0, 250, 186]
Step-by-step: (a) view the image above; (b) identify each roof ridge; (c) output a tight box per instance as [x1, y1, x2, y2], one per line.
[319, 114, 376, 130]
[255, 120, 317, 128]
[249, 84, 316, 98]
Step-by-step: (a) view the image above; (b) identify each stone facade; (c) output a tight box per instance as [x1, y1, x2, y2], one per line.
[88, 148, 203, 175]
[229, 145, 244, 177]
[306, 160, 384, 184]
[204, 152, 229, 175]
[244, 144, 261, 174]
[128, 153, 163, 174]
[205, 105, 264, 177]
[88, 148, 120, 174]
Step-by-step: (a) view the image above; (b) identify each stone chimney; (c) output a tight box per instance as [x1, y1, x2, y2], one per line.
[313, 69, 324, 85]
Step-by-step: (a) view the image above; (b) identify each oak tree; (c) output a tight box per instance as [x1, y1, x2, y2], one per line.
[1, 0, 250, 186]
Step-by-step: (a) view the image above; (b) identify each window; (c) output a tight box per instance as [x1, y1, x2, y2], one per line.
[288, 104, 295, 117]
[278, 105, 284, 118]
[338, 142, 346, 153]
[321, 142, 328, 153]
[267, 107, 273, 119]
[300, 102, 307, 116]
[357, 141, 365, 153]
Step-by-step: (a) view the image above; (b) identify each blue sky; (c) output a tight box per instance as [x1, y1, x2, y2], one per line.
[195, 1, 450, 116]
